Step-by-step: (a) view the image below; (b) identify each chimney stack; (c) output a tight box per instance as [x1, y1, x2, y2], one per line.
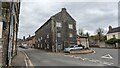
[29, 35, 31, 37]
[23, 36, 25, 41]
[62, 8, 66, 12]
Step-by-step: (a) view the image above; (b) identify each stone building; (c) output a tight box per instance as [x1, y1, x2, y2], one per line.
[35, 8, 77, 52]
[2, 1, 20, 66]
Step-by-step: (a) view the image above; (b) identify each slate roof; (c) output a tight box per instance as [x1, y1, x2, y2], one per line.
[25, 36, 35, 41]
[35, 8, 76, 33]
[107, 26, 120, 34]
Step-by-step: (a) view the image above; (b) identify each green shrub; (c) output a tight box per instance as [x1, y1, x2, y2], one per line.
[105, 38, 117, 44]
[116, 39, 120, 43]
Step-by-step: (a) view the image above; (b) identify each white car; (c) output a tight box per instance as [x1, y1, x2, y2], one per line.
[64, 45, 83, 52]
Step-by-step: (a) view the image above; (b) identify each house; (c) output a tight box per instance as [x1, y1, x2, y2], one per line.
[0, 23, 2, 46]
[107, 26, 120, 40]
[77, 35, 89, 49]
[35, 8, 77, 52]
[25, 35, 35, 48]
[17, 38, 23, 46]
[106, 26, 120, 48]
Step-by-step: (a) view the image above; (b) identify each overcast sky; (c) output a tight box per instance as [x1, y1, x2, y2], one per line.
[18, 0, 118, 39]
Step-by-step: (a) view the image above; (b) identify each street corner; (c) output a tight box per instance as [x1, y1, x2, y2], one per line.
[69, 49, 95, 54]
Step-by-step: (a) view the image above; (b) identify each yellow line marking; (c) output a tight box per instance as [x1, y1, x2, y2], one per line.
[22, 52, 34, 67]
[24, 58, 28, 67]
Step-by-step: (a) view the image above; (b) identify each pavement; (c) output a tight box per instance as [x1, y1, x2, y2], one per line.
[0, 46, 2, 67]
[11, 51, 26, 66]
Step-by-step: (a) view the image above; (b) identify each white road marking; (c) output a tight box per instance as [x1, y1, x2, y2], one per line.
[78, 57, 84, 60]
[63, 54, 114, 66]
[103, 62, 114, 65]
[101, 54, 113, 59]
[74, 56, 81, 59]
[88, 59, 100, 63]
[83, 58, 89, 61]
[69, 55, 74, 57]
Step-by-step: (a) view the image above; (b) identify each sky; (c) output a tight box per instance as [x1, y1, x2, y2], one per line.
[18, 0, 119, 39]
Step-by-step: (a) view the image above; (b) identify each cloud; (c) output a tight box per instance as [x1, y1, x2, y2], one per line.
[18, 2, 118, 38]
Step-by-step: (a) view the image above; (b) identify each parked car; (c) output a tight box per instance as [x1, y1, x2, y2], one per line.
[19, 45, 23, 48]
[22, 44, 28, 49]
[64, 45, 83, 52]
[19, 44, 28, 49]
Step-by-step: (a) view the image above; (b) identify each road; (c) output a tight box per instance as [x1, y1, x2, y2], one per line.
[18, 47, 119, 66]
[74, 48, 119, 66]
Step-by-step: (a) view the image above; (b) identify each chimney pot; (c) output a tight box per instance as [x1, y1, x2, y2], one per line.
[109, 25, 112, 31]
[62, 8, 66, 11]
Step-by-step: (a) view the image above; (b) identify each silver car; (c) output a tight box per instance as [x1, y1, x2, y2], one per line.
[64, 45, 83, 52]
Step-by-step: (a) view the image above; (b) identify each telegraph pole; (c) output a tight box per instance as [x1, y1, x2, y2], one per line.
[2, 7, 11, 67]
[55, 22, 58, 52]
[51, 17, 58, 52]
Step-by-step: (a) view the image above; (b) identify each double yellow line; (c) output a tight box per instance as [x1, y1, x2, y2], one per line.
[22, 51, 34, 68]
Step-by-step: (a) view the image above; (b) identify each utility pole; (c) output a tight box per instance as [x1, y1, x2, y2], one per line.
[51, 17, 58, 52]
[51, 17, 55, 52]
[2, 7, 11, 67]
[55, 22, 58, 52]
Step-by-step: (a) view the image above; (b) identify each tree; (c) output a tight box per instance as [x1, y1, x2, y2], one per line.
[86, 32, 89, 37]
[96, 28, 105, 41]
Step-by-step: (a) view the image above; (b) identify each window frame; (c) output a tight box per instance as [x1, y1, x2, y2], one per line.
[69, 33, 73, 37]
[57, 33, 61, 37]
[56, 22, 62, 27]
[68, 24, 73, 29]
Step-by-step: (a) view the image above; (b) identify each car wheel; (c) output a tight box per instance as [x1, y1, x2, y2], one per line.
[70, 49, 74, 51]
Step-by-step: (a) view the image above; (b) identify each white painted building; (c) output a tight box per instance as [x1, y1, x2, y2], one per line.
[77, 35, 89, 48]
[107, 26, 120, 40]
[0, 22, 2, 50]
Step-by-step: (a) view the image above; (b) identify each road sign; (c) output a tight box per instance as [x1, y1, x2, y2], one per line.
[101, 54, 113, 59]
